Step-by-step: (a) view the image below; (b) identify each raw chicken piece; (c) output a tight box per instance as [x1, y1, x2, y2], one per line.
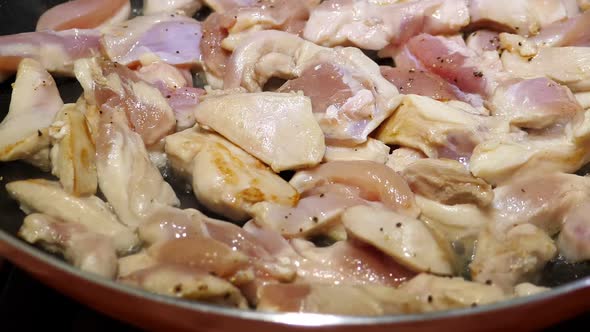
[380, 66, 463, 102]
[138, 206, 208, 245]
[135, 61, 193, 90]
[489, 77, 582, 129]
[501, 47, 590, 93]
[416, 196, 490, 242]
[466, 30, 501, 54]
[204, 0, 258, 12]
[398, 273, 506, 311]
[0, 59, 63, 170]
[291, 239, 415, 286]
[470, 224, 557, 291]
[200, 0, 317, 84]
[303, 0, 469, 50]
[469, 0, 579, 35]
[148, 236, 252, 282]
[5, 179, 139, 253]
[143, 0, 202, 16]
[135, 61, 204, 131]
[19, 214, 117, 278]
[96, 109, 179, 229]
[402, 159, 493, 207]
[257, 283, 414, 315]
[74, 58, 176, 146]
[386, 148, 425, 173]
[225, 30, 401, 143]
[514, 283, 550, 296]
[290, 161, 419, 217]
[528, 10, 590, 47]
[36, 0, 130, 31]
[49, 104, 98, 196]
[194, 91, 325, 172]
[491, 173, 590, 235]
[323, 139, 390, 164]
[258, 274, 505, 314]
[251, 187, 367, 238]
[469, 136, 588, 185]
[392, 34, 505, 106]
[120, 264, 248, 308]
[557, 202, 590, 262]
[0, 29, 100, 77]
[100, 13, 202, 67]
[375, 94, 508, 165]
[342, 205, 453, 274]
[137, 207, 296, 289]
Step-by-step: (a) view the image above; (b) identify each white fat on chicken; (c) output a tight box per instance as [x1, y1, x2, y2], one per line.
[49, 104, 97, 196]
[19, 214, 117, 278]
[323, 139, 390, 163]
[376, 94, 508, 166]
[96, 110, 179, 229]
[386, 148, 425, 173]
[165, 125, 299, 221]
[0, 59, 63, 170]
[6, 179, 138, 254]
[143, 0, 202, 16]
[342, 205, 453, 275]
[194, 91, 325, 172]
[36, 0, 131, 31]
[501, 48, 590, 92]
[224, 30, 401, 143]
[470, 224, 557, 291]
[402, 158, 493, 207]
[416, 195, 491, 242]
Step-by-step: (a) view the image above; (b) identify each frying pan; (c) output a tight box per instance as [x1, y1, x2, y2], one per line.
[0, 1, 589, 331]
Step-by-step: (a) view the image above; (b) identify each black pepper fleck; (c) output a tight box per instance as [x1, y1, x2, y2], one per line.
[37, 130, 42, 137]
[396, 222, 402, 228]
[427, 295, 433, 303]
[485, 280, 492, 285]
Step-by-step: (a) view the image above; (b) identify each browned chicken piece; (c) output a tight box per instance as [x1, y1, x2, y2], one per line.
[19, 213, 118, 278]
[165, 126, 299, 221]
[49, 104, 97, 196]
[402, 158, 494, 207]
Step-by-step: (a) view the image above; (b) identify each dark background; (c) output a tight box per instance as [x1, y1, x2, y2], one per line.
[0, 0, 588, 331]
